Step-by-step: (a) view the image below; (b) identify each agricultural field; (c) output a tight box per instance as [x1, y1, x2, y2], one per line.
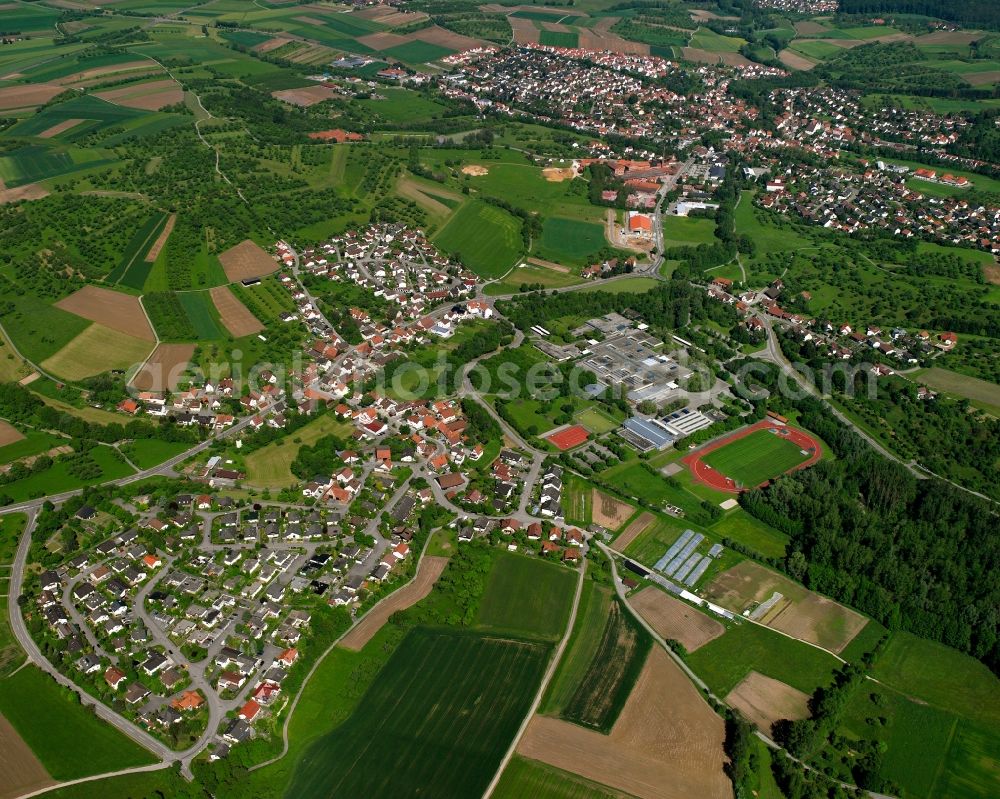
[708, 510, 789, 559]
[128, 343, 195, 392]
[725, 670, 810, 735]
[209, 286, 264, 338]
[628, 586, 724, 653]
[912, 367, 1000, 415]
[0, 430, 66, 468]
[40, 323, 153, 382]
[590, 489, 633, 530]
[218, 239, 279, 283]
[494, 757, 626, 799]
[434, 200, 523, 279]
[54, 287, 155, 342]
[105, 211, 171, 288]
[178, 292, 227, 340]
[474, 551, 577, 641]
[286, 627, 550, 799]
[244, 414, 352, 488]
[561, 473, 593, 526]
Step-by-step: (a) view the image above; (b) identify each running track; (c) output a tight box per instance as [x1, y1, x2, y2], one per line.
[682, 419, 822, 493]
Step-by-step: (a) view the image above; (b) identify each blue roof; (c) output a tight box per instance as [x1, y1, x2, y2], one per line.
[623, 417, 674, 448]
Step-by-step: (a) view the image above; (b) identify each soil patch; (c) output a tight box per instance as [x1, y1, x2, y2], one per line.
[510, 17, 540, 45]
[628, 587, 724, 652]
[0, 713, 53, 799]
[357, 31, 410, 51]
[145, 213, 175, 262]
[129, 343, 195, 392]
[591, 489, 632, 530]
[218, 239, 279, 282]
[542, 166, 575, 182]
[0, 419, 25, 447]
[210, 286, 263, 338]
[340, 556, 449, 651]
[38, 118, 84, 138]
[519, 647, 731, 799]
[414, 25, 485, 50]
[0, 84, 64, 110]
[0, 183, 48, 204]
[272, 85, 336, 107]
[55, 286, 155, 341]
[793, 20, 829, 35]
[984, 262, 1000, 285]
[526, 256, 570, 273]
[578, 30, 650, 55]
[462, 164, 489, 176]
[55, 60, 154, 85]
[964, 70, 1000, 86]
[778, 49, 817, 70]
[254, 37, 291, 53]
[613, 511, 653, 550]
[725, 671, 810, 734]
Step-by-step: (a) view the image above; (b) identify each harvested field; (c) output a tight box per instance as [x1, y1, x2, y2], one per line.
[510, 17, 540, 44]
[778, 49, 817, 70]
[985, 262, 1000, 285]
[254, 37, 291, 53]
[682, 47, 752, 66]
[964, 70, 1000, 86]
[0, 84, 64, 110]
[542, 166, 575, 181]
[293, 15, 327, 25]
[613, 511, 653, 550]
[357, 31, 410, 51]
[340, 555, 449, 651]
[591, 489, 631, 529]
[578, 30, 649, 55]
[209, 286, 263, 338]
[37, 118, 84, 138]
[462, 164, 489, 176]
[55, 286, 155, 341]
[915, 30, 982, 46]
[0, 713, 53, 799]
[0, 420, 24, 447]
[703, 561, 868, 654]
[628, 587, 724, 653]
[96, 78, 182, 110]
[145, 213, 175, 262]
[519, 647, 731, 799]
[0, 182, 47, 204]
[129, 343, 195, 392]
[271, 85, 336, 107]
[218, 239, 278, 282]
[525, 257, 570, 272]
[414, 25, 486, 50]
[95, 78, 175, 101]
[41, 323, 153, 381]
[725, 671, 809, 734]
[794, 20, 829, 35]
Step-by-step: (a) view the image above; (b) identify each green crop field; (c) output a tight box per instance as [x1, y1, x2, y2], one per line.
[434, 200, 522, 278]
[178, 291, 226, 340]
[105, 211, 169, 284]
[559, 596, 650, 732]
[382, 41, 454, 63]
[685, 621, 840, 696]
[701, 428, 812, 487]
[539, 30, 579, 48]
[0, 6, 59, 34]
[0, 144, 116, 188]
[7, 96, 148, 140]
[709, 510, 788, 559]
[542, 580, 608, 714]
[535, 217, 608, 266]
[220, 30, 273, 48]
[689, 27, 746, 52]
[287, 628, 549, 799]
[494, 756, 624, 799]
[474, 552, 577, 641]
[0, 666, 155, 779]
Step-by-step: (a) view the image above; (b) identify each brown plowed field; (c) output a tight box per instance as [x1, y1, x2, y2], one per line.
[510, 17, 540, 44]
[272, 85, 336, 107]
[0, 419, 24, 447]
[591, 489, 632, 529]
[414, 25, 486, 50]
[255, 37, 291, 53]
[0, 183, 48, 204]
[210, 286, 263, 338]
[682, 47, 752, 66]
[145, 213, 175, 262]
[0, 84, 64, 110]
[779, 49, 817, 71]
[579, 32, 650, 55]
[726, 671, 809, 734]
[219, 240, 278, 282]
[55, 286, 155, 341]
[129, 343, 195, 392]
[55, 61, 153, 84]
[628, 587, 724, 652]
[613, 511, 653, 550]
[340, 556, 449, 651]
[38, 118, 84, 138]
[357, 31, 410, 51]
[519, 646, 731, 799]
[0, 713, 53, 799]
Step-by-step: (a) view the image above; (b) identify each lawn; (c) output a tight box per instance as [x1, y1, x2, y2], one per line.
[685, 621, 840, 696]
[661, 214, 717, 248]
[244, 414, 352, 488]
[434, 200, 523, 279]
[0, 666, 156, 779]
[534, 217, 609, 267]
[494, 756, 623, 799]
[709, 510, 789, 559]
[474, 551, 578, 642]
[701, 428, 811, 488]
[286, 628, 550, 799]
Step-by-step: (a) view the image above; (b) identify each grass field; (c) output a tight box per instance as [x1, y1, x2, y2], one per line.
[0, 514, 26, 674]
[576, 277, 658, 294]
[685, 621, 840, 696]
[701, 429, 811, 487]
[534, 217, 609, 267]
[434, 200, 523, 278]
[541, 580, 608, 715]
[689, 26, 746, 52]
[912, 367, 1000, 415]
[484, 262, 584, 295]
[287, 628, 549, 799]
[562, 473, 593, 526]
[494, 756, 624, 799]
[474, 552, 577, 641]
[177, 291, 227, 340]
[244, 414, 351, 487]
[0, 444, 133, 502]
[119, 438, 190, 469]
[539, 30, 579, 48]
[574, 405, 621, 434]
[708, 510, 788, 559]
[0, 430, 66, 466]
[41, 323, 153, 381]
[0, 666, 155, 779]
[661, 214, 717, 248]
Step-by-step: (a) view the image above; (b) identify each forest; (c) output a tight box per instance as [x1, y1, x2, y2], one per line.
[839, 0, 1000, 29]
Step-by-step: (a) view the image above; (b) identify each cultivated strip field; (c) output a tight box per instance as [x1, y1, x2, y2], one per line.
[0, 84, 63, 110]
[145, 213, 175, 262]
[628, 587, 724, 652]
[219, 239, 279, 282]
[55, 286, 155, 340]
[340, 555, 449, 651]
[209, 286, 263, 338]
[591, 489, 632, 529]
[613, 511, 654, 549]
[0, 713, 53, 799]
[519, 647, 731, 799]
[41, 323, 153, 381]
[725, 671, 810, 734]
[37, 118, 84, 138]
[95, 78, 182, 110]
[129, 343, 195, 392]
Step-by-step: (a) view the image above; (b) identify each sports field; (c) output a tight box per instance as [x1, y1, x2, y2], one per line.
[701, 427, 812, 487]
[474, 552, 577, 641]
[286, 628, 549, 799]
[434, 200, 522, 278]
[535, 217, 608, 266]
[547, 424, 590, 450]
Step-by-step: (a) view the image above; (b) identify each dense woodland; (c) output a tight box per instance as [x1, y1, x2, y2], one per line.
[839, 0, 1000, 30]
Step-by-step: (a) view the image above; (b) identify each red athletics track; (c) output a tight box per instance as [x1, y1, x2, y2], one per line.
[681, 419, 822, 494]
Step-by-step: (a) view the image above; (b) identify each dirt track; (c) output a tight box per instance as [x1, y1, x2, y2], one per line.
[340, 556, 449, 650]
[519, 647, 731, 799]
[55, 286, 155, 341]
[629, 587, 724, 652]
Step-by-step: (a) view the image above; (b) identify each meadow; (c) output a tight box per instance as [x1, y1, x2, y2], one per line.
[0, 430, 66, 467]
[434, 200, 523, 278]
[701, 429, 811, 487]
[577, 277, 658, 293]
[541, 580, 608, 715]
[494, 756, 623, 799]
[474, 551, 577, 641]
[535, 217, 609, 267]
[708, 510, 788, 559]
[0, 666, 156, 779]
[0, 446, 134, 502]
[244, 414, 352, 488]
[119, 438, 191, 469]
[285, 628, 549, 799]
[41, 324, 153, 382]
